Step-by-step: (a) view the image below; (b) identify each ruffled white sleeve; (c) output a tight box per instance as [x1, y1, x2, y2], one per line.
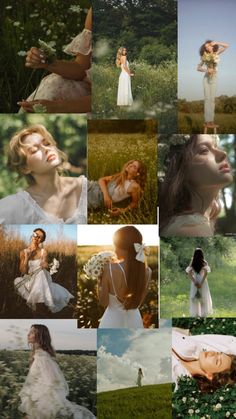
[0, 192, 36, 224]
[185, 266, 192, 274]
[64, 28, 92, 56]
[203, 263, 211, 273]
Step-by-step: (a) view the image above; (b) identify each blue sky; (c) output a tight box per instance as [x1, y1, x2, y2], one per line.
[97, 328, 171, 392]
[178, 0, 236, 100]
[14, 224, 77, 243]
[0, 320, 96, 350]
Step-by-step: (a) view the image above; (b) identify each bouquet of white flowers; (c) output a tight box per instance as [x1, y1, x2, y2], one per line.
[83, 251, 117, 280]
[202, 52, 220, 77]
[49, 258, 60, 275]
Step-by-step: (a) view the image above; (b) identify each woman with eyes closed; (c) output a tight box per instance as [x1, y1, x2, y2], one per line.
[172, 329, 236, 393]
[159, 134, 233, 236]
[0, 124, 87, 224]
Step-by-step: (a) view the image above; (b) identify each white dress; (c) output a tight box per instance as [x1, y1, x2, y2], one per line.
[99, 263, 150, 328]
[25, 29, 92, 102]
[19, 349, 96, 419]
[0, 176, 87, 224]
[161, 213, 214, 236]
[117, 59, 133, 106]
[172, 330, 236, 390]
[14, 249, 74, 312]
[186, 264, 213, 317]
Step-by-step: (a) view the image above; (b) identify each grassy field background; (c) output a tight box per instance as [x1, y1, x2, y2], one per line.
[161, 246, 236, 318]
[77, 245, 158, 328]
[97, 384, 171, 419]
[88, 132, 157, 225]
[178, 111, 236, 133]
[0, 349, 96, 418]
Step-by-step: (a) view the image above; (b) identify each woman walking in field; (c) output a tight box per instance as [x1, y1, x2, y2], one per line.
[88, 159, 147, 217]
[136, 368, 143, 387]
[0, 124, 87, 224]
[116, 47, 134, 106]
[186, 248, 212, 317]
[19, 324, 95, 418]
[98, 226, 151, 328]
[197, 40, 229, 129]
[14, 228, 74, 314]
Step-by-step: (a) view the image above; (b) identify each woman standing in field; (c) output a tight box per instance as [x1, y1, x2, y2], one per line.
[98, 226, 151, 328]
[137, 368, 143, 387]
[88, 159, 147, 217]
[159, 134, 233, 236]
[0, 124, 87, 224]
[197, 40, 229, 129]
[18, 8, 92, 113]
[19, 324, 95, 418]
[186, 248, 212, 317]
[116, 47, 134, 106]
[14, 228, 74, 314]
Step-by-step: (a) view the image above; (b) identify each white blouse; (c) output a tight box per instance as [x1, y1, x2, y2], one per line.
[162, 213, 214, 236]
[0, 176, 87, 224]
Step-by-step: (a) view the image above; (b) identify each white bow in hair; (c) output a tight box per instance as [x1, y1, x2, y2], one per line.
[134, 243, 150, 263]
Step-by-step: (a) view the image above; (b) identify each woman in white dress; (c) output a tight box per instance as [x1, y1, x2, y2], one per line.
[159, 134, 233, 236]
[19, 324, 96, 418]
[98, 226, 151, 328]
[88, 159, 147, 216]
[172, 329, 236, 393]
[185, 248, 212, 317]
[18, 8, 92, 113]
[116, 47, 134, 106]
[14, 228, 74, 314]
[0, 124, 87, 224]
[197, 40, 229, 128]
[136, 368, 143, 387]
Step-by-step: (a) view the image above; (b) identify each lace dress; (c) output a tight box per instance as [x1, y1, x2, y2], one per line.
[88, 179, 134, 209]
[14, 249, 74, 312]
[0, 176, 87, 224]
[99, 262, 151, 328]
[19, 349, 95, 419]
[186, 264, 213, 317]
[117, 59, 133, 106]
[161, 213, 214, 236]
[25, 29, 92, 102]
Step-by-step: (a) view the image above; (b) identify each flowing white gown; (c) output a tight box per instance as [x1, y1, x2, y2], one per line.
[117, 59, 133, 106]
[99, 263, 151, 328]
[14, 249, 74, 312]
[19, 349, 96, 419]
[186, 264, 213, 317]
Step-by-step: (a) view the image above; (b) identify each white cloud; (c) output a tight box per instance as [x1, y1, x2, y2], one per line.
[97, 329, 171, 392]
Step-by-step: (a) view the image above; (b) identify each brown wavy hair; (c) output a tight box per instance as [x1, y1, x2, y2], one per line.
[7, 124, 68, 185]
[29, 324, 55, 365]
[199, 40, 219, 56]
[194, 355, 236, 393]
[111, 159, 147, 192]
[113, 226, 147, 310]
[159, 135, 221, 232]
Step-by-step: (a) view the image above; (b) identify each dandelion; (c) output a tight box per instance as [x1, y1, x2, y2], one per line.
[213, 403, 222, 411]
[188, 409, 194, 416]
[182, 397, 186, 402]
[225, 412, 230, 417]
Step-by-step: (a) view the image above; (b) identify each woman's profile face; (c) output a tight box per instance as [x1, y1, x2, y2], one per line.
[122, 48, 127, 55]
[22, 132, 61, 175]
[205, 42, 213, 53]
[27, 327, 37, 344]
[199, 351, 232, 374]
[188, 135, 233, 190]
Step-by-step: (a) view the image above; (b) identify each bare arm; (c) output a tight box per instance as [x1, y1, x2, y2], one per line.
[197, 61, 207, 72]
[111, 182, 141, 217]
[98, 265, 109, 307]
[212, 41, 229, 55]
[18, 96, 91, 113]
[41, 249, 49, 270]
[199, 268, 208, 285]
[98, 175, 114, 209]
[139, 267, 152, 306]
[121, 56, 131, 76]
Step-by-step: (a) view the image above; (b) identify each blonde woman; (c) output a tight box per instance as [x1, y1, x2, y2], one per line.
[116, 47, 134, 106]
[88, 159, 146, 216]
[0, 124, 87, 224]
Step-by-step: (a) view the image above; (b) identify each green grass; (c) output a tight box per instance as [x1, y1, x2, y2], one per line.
[88, 132, 157, 224]
[97, 384, 172, 419]
[161, 248, 236, 318]
[178, 111, 236, 133]
[92, 61, 177, 133]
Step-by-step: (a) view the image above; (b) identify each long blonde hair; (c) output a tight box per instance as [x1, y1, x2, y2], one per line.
[111, 160, 147, 192]
[116, 47, 126, 67]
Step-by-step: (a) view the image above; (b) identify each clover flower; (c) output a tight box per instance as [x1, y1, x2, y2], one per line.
[38, 39, 57, 64]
